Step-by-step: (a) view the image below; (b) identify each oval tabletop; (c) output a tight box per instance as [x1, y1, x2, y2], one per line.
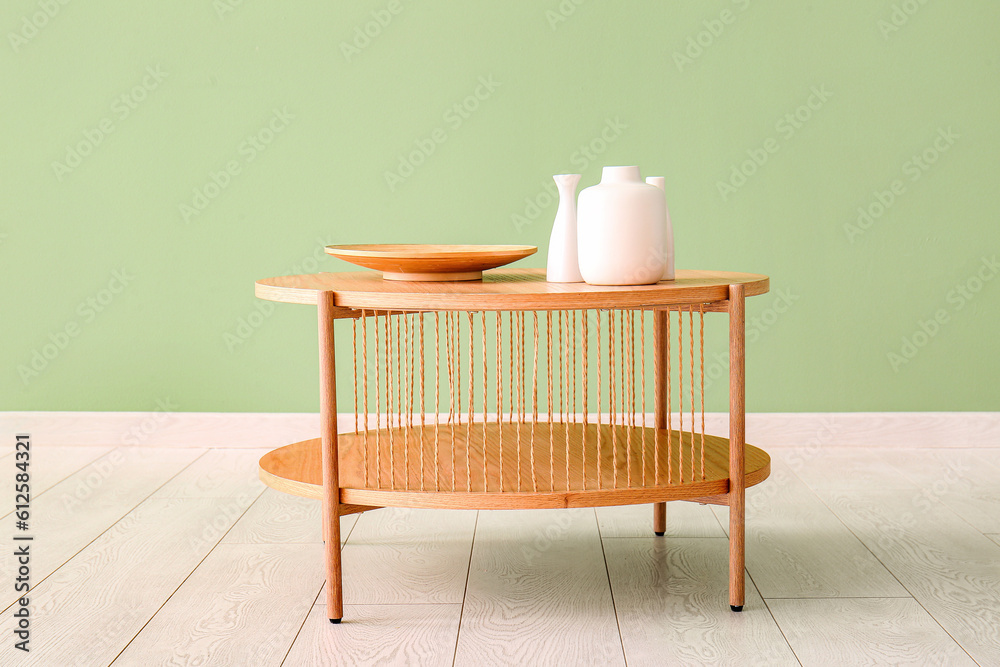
[254, 268, 769, 311]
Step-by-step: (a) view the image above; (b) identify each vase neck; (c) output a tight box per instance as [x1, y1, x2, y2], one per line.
[601, 166, 641, 184]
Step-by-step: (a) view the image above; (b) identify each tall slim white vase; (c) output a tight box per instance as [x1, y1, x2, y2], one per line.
[645, 176, 675, 281]
[546, 173, 583, 283]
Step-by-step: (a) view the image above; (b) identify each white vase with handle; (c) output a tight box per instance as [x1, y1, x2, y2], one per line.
[577, 166, 666, 285]
[545, 173, 584, 283]
[645, 176, 675, 281]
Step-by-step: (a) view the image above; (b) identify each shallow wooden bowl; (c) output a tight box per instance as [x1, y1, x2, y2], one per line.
[325, 244, 537, 281]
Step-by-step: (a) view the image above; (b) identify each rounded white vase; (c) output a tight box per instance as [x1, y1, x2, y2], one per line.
[577, 166, 667, 285]
[546, 173, 584, 283]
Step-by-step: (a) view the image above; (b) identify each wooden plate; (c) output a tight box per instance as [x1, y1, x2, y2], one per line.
[325, 244, 537, 281]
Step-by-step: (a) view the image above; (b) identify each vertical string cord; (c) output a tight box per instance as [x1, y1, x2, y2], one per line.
[596, 311, 602, 489]
[609, 310, 617, 488]
[375, 313, 382, 488]
[699, 304, 706, 480]
[622, 310, 635, 488]
[557, 311, 564, 424]
[481, 311, 487, 492]
[396, 311, 402, 432]
[531, 311, 539, 493]
[361, 311, 369, 488]
[495, 311, 503, 491]
[689, 306, 695, 484]
[407, 314, 415, 431]
[454, 312, 461, 491]
[434, 312, 440, 492]
[508, 312, 515, 424]
[519, 313, 526, 467]
[402, 314, 410, 491]
[419, 314, 425, 490]
[352, 318, 358, 435]
[448, 312, 457, 492]
[386, 314, 394, 488]
[467, 311, 474, 492]
[581, 312, 588, 490]
[546, 310, 554, 491]
[512, 312, 521, 492]
[677, 308, 684, 484]
[564, 312, 570, 491]
[510, 311, 524, 491]
[666, 309, 672, 486]
[640, 309, 646, 486]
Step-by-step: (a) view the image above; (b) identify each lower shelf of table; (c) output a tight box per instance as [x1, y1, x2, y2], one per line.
[259, 423, 770, 510]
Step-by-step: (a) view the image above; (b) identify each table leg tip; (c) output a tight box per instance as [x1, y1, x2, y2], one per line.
[330, 618, 342, 624]
[654, 531, 665, 537]
[730, 605, 743, 613]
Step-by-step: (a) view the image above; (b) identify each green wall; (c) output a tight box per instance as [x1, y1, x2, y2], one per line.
[3, 1, 998, 414]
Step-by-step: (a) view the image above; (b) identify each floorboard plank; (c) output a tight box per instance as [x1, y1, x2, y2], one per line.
[791, 448, 1000, 665]
[880, 448, 1000, 533]
[604, 537, 798, 666]
[153, 448, 268, 499]
[0, 447, 203, 609]
[336, 508, 476, 605]
[0, 446, 112, 516]
[597, 501, 726, 538]
[285, 604, 462, 667]
[0, 497, 255, 666]
[454, 508, 624, 666]
[768, 597, 976, 666]
[223, 488, 358, 544]
[112, 544, 323, 667]
[712, 458, 908, 598]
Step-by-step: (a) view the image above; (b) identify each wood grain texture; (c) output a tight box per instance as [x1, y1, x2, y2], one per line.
[880, 448, 1000, 533]
[768, 598, 976, 666]
[154, 448, 268, 498]
[0, 497, 255, 667]
[222, 488, 357, 544]
[111, 544, 322, 667]
[597, 502, 726, 538]
[338, 508, 477, 604]
[454, 508, 624, 666]
[286, 604, 462, 667]
[711, 458, 908, 598]
[259, 429, 771, 508]
[326, 243, 537, 281]
[728, 282, 746, 609]
[791, 448, 1000, 665]
[318, 290, 344, 619]
[0, 447, 203, 608]
[603, 537, 798, 666]
[0, 446, 111, 516]
[255, 268, 770, 310]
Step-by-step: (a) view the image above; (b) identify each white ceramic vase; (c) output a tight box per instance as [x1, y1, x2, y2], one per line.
[577, 166, 666, 285]
[645, 176, 675, 281]
[546, 174, 584, 283]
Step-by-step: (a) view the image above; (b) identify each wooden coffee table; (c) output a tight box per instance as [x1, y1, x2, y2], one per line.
[254, 268, 771, 622]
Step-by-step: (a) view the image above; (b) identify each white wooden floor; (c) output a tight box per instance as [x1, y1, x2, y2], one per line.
[1, 422, 999, 665]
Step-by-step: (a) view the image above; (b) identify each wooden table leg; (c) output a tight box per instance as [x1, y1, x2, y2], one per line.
[728, 284, 746, 612]
[653, 310, 668, 536]
[319, 291, 344, 623]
